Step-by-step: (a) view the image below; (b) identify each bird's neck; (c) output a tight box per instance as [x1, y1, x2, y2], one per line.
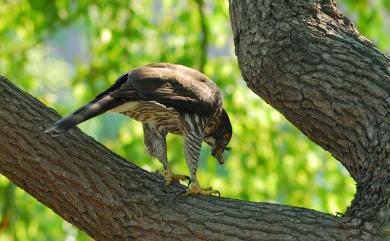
[204, 107, 223, 137]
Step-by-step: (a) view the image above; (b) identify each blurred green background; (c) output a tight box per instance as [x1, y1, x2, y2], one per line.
[0, 0, 389, 240]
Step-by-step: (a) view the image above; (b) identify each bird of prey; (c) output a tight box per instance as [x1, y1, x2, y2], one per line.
[46, 63, 232, 196]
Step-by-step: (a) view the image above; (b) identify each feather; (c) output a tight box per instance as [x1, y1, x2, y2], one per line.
[46, 63, 224, 135]
[128, 63, 223, 114]
[45, 74, 131, 135]
[45, 95, 125, 136]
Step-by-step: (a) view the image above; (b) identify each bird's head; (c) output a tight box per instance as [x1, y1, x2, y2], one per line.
[204, 109, 232, 165]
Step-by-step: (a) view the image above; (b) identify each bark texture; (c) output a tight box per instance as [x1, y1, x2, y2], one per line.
[0, 0, 389, 240]
[0, 77, 370, 241]
[229, 0, 390, 240]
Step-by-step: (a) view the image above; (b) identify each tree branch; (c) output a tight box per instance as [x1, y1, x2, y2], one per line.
[229, 0, 390, 238]
[1, 1, 389, 239]
[0, 76, 372, 240]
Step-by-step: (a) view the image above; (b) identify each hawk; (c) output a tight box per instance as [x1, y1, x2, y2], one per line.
[46, 63, 232, 196]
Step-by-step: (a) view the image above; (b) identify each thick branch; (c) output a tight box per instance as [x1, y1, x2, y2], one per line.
[0, 77, 373, 240]
[229, 0, 390, 238]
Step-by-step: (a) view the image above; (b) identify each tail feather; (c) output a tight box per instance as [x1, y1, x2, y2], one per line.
[45, 95, 124, 136]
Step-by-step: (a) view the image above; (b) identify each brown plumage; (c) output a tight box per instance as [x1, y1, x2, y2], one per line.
[46, 63, 232, 196]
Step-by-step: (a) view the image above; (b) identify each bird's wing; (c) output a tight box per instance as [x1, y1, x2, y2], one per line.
[95, 73, 129, 99]
[127, 63, 222, 114]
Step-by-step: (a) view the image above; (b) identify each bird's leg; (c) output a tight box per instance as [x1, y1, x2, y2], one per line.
[143, 123, 189, 185]
[182, 131, 220, 196]
[161, 169, 189, 186]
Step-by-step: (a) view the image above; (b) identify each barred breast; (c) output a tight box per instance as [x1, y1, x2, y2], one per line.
[110, 101, 182, 134]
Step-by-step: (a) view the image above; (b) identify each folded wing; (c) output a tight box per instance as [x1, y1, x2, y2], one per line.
[127, 63, 222, 114]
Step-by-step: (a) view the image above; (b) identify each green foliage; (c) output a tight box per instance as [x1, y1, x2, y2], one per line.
[340, 0, 390, 51]
[0, 1, 388, 240]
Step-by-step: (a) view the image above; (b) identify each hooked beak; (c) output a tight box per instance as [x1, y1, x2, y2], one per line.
[212, 146, 225, 165]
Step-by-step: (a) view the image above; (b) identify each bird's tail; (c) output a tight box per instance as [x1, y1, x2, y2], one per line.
[45, 95, 124, 136]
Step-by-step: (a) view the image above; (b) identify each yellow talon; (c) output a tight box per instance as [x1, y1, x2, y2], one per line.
[162, 170, 189, 185]
[183, 182, 220, 196]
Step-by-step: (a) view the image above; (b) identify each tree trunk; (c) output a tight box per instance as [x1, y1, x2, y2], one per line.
[0, 77, 366, 241]
[229, 0, 390, 240]
[0, 0, 389, 240]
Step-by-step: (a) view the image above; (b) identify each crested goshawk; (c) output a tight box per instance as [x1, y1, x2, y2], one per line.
[46, 63, 232, 196]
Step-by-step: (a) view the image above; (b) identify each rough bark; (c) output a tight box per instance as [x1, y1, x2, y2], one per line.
[229, 0, 390, 240]
[0, 0, 389, 240]
[0, 77, 369, 241]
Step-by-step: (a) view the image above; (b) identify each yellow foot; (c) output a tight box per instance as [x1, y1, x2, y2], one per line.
[183, 183, 220, 196]
[162, 170, 189, 185]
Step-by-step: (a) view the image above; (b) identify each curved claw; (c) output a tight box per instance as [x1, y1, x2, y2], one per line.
[162, 170, 190, 185]
[182, 183, 220, 196]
